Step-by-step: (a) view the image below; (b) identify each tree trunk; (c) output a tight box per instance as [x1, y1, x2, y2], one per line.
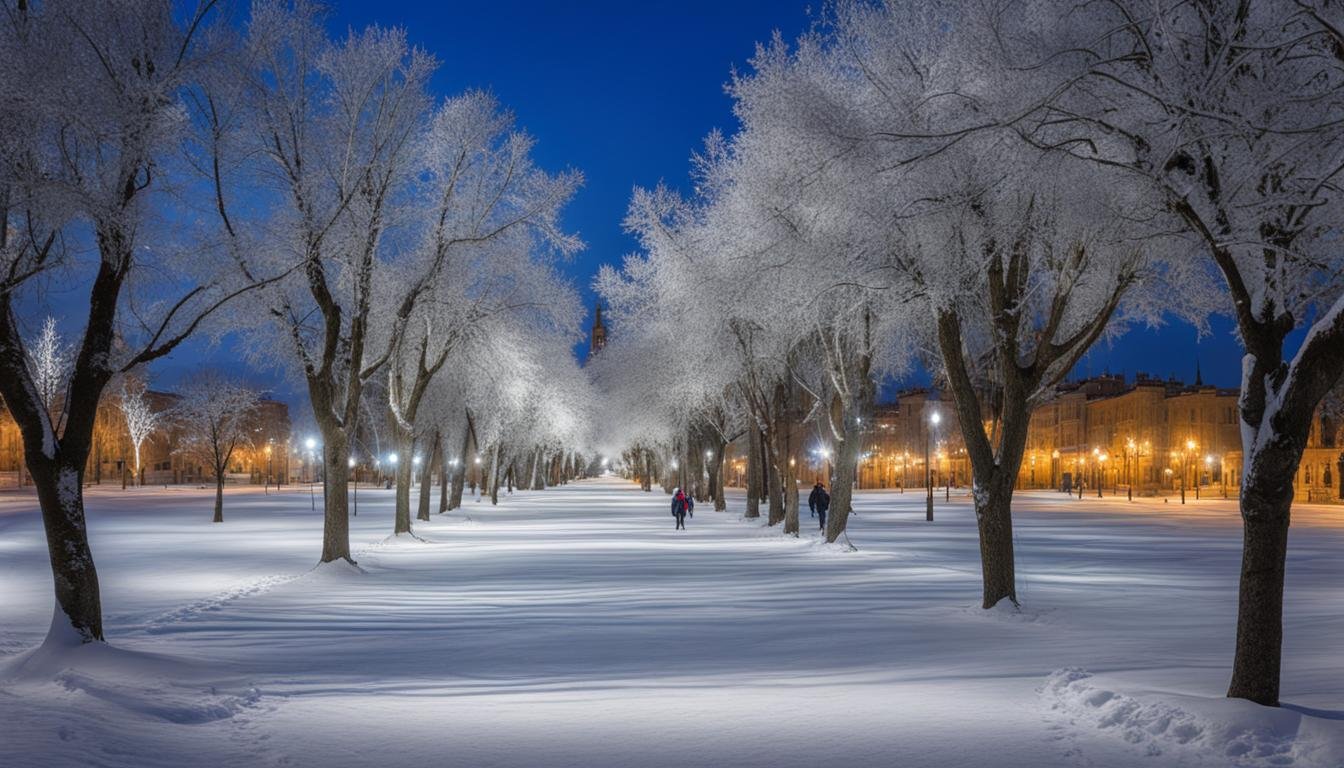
[712, 441, 727, 511]
[438, 448, 449, 513]
[974, 471, 1018, 608]
[449, 425, 470, 510]
[745, 428, 762, 518]
[489, 444, 502, 505]
[531, 447, 545, 490]
[32, 458, 104, 641]
[317, 425, 352, 563]
[213, 470, 225, 523]
[826, 397, 862, 543]
[776, 383, 800, 535]
[1227, 474, 1292, 706]
[765, 442, 784, 525]
[393, 427, 415, 534]
[417, 429, 438, 522]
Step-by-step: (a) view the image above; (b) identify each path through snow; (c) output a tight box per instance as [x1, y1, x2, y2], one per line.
[1, 478, 1342, 767]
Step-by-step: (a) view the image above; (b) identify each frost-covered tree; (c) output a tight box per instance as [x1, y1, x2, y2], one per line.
[1015, 0, 1344, 706]
[382, 91, 581, 534]
[173, 372, 261, 523]
[26, 316, 70, 421]
[0, 1, 294, 643]
[221, 1, 435, 563]
[118, 383, 158, 488]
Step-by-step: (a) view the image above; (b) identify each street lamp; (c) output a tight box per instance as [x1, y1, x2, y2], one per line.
[1052, 449, 1060, 491]
[1124, 438, 1136, 501]
[926, 411, 940, 521]
[1097, 451, 1108, 498]
[304, 437, 319, 510]
[1205, 454, 1216, 499]
[1186, 439, 1198, 501]
[349, 456, 358, 516]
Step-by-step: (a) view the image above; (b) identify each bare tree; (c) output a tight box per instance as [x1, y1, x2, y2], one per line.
[174, 372, 260, 522]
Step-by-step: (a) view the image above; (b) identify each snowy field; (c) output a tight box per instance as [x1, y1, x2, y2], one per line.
[2, 478, 1343, 768]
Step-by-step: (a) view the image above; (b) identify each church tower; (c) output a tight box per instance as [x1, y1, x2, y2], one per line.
[588, 303, 607, 360]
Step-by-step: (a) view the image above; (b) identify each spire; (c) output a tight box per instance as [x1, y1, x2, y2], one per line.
[1194, 356, 1203, 387]
[588, 302, 607, 360]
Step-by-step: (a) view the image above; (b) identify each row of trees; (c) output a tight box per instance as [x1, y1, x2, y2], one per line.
[0, 2, 594, 648]
[595, 0, 1344, 708]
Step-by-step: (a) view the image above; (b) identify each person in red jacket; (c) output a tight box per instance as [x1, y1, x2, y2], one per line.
[671, 487, 690, 530]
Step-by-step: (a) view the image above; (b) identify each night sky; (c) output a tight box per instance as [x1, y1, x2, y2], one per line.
[154, 0, 1253, 406]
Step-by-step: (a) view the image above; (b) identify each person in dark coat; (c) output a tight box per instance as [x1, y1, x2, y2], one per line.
[671, 487, 689, 530]
[809, 481, 831, 530]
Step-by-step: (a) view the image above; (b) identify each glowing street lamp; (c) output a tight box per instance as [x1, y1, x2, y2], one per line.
[348, 456, 358, 517]
[927, 411, 941, 521]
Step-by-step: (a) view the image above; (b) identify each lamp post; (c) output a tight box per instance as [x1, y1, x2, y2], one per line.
[1187, 439, 1199, 501]
[1205, 454, 1217, 500]
[305, 437, 317, 510]
[265, 442, 273, 495]
[1051, 449, 1060, 491]
[926, 411, 940, 521]
[1077, 456, 1086, 499]
[1097, 451, 1107, 498]
[1173, 449, 1185, 504]
[349, 456, 357, 516]
[1124, 437, 1136, 501]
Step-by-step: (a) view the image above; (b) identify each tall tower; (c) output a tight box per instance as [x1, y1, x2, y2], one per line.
[588, 303, 607, 360]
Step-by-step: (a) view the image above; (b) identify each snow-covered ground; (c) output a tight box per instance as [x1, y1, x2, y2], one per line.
[2, 478, 1342, 767]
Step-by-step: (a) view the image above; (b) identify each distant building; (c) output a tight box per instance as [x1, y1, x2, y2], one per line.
[0, 389, 292, 488]
[729, 371, 1344, 503]
[588, 304, 607, 360]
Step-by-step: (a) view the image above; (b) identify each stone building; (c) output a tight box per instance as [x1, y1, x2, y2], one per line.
[0, 390, 292, 488]
[731, 370, 1344, 504]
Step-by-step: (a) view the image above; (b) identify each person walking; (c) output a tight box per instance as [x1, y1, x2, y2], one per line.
[809, 481, 831, 531]
[671, 487, 689, 530]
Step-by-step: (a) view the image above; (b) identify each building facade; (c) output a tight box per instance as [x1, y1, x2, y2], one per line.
[726, 372, 1344, 504]
[0, 391, 292, 488]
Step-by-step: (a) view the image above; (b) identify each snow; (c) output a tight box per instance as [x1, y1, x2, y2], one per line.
[2, 479, 1343, 767]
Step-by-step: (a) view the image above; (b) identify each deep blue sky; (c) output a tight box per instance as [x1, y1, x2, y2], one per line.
[153, 0, 1249, 405]
[325, 0, 820, 355]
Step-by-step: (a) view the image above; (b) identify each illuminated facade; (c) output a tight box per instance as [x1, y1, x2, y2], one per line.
[0, 392, 292, 488]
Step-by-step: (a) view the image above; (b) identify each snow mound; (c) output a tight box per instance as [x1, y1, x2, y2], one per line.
[1, 632, 263, 726]
[1042, 668, 1344, 766]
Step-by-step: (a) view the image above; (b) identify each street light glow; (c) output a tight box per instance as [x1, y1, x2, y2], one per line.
[930, 412, 941, 426]
[305, 437, 317, 450]
[387, 453, 398, 465]
[348, 457, 356, 469]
